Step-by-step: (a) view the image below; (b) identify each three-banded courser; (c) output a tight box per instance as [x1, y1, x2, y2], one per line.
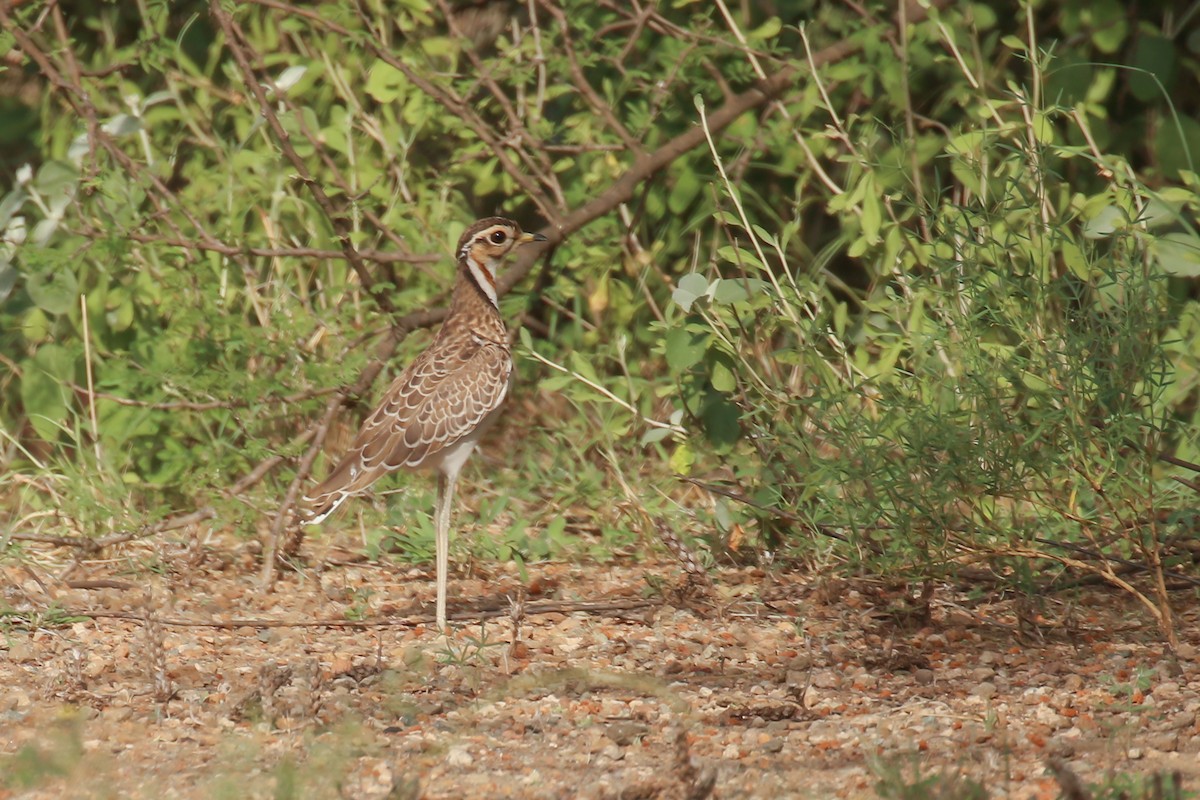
[302, 217, 547, 630]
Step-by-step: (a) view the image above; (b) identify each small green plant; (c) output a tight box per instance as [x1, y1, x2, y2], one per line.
[342, 587, 375, 622]
[0, 715, 84, 790]
[0, 605, 91, 632]
[1104, 666, 1155, 696]
[1086, 770, 1188, 800]
[870, 756, 988, 800]
[436, 622, 505, 669]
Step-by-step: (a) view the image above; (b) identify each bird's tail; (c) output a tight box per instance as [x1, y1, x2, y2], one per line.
[300, 447, 379, 525]
[299, 482, 353, 525]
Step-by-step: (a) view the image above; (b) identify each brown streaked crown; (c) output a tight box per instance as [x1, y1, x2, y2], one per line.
[456, 217, 544, 266]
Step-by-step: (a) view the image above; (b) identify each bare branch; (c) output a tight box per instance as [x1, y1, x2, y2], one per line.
[208, 0, 396, 314]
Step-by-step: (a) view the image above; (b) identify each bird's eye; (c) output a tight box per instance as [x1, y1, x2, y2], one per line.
[489, 230, 508, 244]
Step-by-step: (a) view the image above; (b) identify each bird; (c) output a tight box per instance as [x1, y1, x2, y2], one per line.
[301, 217, 547, 630]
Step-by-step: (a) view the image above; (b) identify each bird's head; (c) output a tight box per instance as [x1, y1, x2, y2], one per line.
[456, 217, 547, 306]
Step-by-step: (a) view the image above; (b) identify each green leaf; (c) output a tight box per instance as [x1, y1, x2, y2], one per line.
[567, 351, 601, 384]
[1089, 0, 1127, 53]
[1061, 239, 1091, 280]
[0, 188, 26, 229]
[21, 344, 76, 441]
[1000, 35, 1026, 53]
[273, 64, 308, 93]
[669, 442, 694, 474]
[25, 266, 78, 315]
[861, 191, 882, 245]
[1082, 204, 1125, 239]
[701, 395, 741, 450]
[665, 327, 707, 372]
[710, 358, 736, 393]
[712, 277, 766, 304]
[668, 168, 701, 214]
[671, 272, 710, 311]
[34, 160, 78, 196]
[1020, 370, 1051, 393]
[0, 257, 15, 302]
[421, 36, 456, 57]
[1128, 34, 1176, 103]
[640, 427, 675, 445]
[1153, 233, 1200, 277]
[747, 17, 781, 41]
[102, 113, 142, 137]
[365, 60, 407, 103]
[716, 245, 767, 272]
[1153, 114, 1200, 179]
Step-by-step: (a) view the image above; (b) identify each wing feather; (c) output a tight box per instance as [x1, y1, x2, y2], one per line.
[301, 337, 510, 521]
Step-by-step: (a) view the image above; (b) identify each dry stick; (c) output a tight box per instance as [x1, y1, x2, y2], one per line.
[74, 598, 657, 630]
[7, 508, 213, 552]
[65, 383, 341, 412]
[539, 0, 646, 158]
[992, 544, 1175, 645]
[114, 231, 439, 263]
[75, 202, 436, 262]
[350, 6, 561, 226]
[435, 0, 566, 208]
[8, 438, 305, 553]
[48, 4, 100, 184]
[1034, 536, 1200, 588]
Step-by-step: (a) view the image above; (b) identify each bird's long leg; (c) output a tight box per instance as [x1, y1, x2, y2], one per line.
[434, 469, 458, 631]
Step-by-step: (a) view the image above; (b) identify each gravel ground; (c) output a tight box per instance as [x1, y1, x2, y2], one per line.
[2, 542, 1198, 799]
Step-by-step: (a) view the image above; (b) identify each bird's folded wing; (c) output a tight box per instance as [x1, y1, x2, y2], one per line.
[300, 340, 510, 524]
[325, 340, 511, 497]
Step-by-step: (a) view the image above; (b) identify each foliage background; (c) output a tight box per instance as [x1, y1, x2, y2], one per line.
[1, 0, 1198, 640]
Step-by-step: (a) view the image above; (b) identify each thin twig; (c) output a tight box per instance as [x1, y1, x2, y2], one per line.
[208, 0, 394, 314]
[70, 598, 658, 629]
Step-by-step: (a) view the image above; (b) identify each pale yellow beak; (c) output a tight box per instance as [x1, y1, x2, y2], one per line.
[519, 231, 548, 245]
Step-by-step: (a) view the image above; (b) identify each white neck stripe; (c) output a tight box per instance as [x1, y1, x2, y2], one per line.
[464, 256, 499, 308]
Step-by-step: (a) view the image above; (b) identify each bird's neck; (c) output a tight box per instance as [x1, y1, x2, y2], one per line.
[462, 254, 499, 308]
[445, 259, 507, 344]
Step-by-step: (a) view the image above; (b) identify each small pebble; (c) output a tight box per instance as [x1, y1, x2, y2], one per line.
[914, 669, 934, 685]
[600, 743, 623, 761]
[827, 644, 851, 663]
[1145, 732, 1178, 752]
[446, 745, 473, 768]
[606, 721, 648, 746]
[811, 670, 840, 689]
[1046, 735, 1075, 758]
[972, 682, 997, 700]
[6, 642, 35, 663]
[1152, 682, 1181, 701]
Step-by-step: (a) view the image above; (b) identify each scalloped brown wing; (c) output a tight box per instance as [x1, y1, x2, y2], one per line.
[302, 337, 510, 522]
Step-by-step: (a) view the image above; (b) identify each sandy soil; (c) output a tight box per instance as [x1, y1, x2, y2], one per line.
[1, 539, 1198, 799]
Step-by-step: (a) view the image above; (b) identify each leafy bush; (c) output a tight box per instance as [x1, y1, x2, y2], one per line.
[0, 1, 1197, 639]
